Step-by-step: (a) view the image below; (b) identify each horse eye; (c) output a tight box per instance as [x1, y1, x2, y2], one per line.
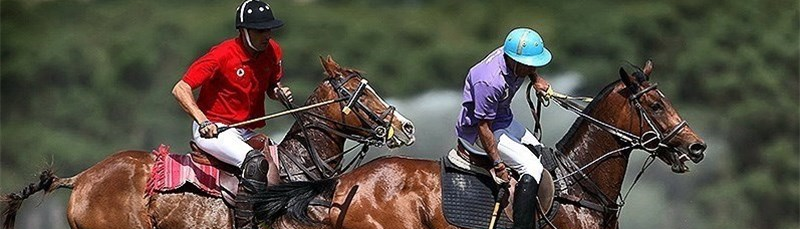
[650, 102, 664, 112]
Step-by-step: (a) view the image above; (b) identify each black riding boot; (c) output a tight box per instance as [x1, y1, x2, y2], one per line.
[513, 174, 540, 229]
[235, 150, 268, 229]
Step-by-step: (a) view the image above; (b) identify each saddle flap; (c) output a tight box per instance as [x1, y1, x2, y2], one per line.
[219, 171, 239, 207]
[537, 172, 555, 216]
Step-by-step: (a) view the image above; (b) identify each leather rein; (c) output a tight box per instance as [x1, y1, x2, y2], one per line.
[526, 79, 689, 227]
[279, 72, 396, 181]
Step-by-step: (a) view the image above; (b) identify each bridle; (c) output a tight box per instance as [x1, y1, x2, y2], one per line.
[279, 71, 397, 181]
[526, 75, 689, 227]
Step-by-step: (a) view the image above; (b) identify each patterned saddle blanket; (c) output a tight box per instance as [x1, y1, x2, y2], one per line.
[144, 144, 278, 205]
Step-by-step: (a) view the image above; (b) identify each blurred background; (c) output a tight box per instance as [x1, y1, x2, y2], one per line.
[1, 0, 797, 228]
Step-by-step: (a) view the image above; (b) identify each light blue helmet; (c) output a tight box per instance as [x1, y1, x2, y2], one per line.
[503, 28, 552, 67]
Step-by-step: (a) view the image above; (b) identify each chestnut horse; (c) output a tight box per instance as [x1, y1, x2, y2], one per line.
[2, 56, 416, 229]
[256, 60, 707, 229]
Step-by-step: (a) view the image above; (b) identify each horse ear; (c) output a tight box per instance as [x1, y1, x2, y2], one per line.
[642, 60, 653, 79]
[619, 67, 639, 93]
[320, 55, 339, 78]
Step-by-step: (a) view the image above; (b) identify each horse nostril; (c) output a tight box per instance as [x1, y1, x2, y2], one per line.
[689, 142, 706, 156]
[403, 122, 415, 135]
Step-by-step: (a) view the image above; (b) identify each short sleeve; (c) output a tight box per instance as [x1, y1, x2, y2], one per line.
[472, 81, 501, 120]
[182, 50, 221, 89]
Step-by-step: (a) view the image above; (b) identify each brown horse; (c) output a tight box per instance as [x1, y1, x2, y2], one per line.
[255, 60, 707, 229]
[1, 56, 416, 229]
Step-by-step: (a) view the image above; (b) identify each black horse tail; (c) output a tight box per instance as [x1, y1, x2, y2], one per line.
[2, 169, 74, 229]
[253, 178, 338, 225]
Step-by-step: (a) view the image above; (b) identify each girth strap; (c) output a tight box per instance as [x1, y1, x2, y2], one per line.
[555, 195, 620, 215]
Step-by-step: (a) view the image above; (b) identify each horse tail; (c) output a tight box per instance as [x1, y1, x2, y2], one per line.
[2, 169, 75, 229]
[253, 178, 338, 225]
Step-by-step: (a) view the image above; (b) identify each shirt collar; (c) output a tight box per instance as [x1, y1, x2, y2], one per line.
[497, 49, 511, 76]
[498, 52, 518, 83]
[234, 37, 253, 62]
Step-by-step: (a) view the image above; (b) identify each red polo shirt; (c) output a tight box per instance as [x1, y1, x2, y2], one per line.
[182, 37, 283, 129]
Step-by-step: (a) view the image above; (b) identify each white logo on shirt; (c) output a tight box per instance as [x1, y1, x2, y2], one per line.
[236, 68, 245, 77]
[501, 87, 510, 101]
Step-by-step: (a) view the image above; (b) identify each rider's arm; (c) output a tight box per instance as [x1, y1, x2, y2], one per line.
[173, 80, 217, 137]
[477, 120, 502, 164]
[173, 79, 215, 123]
[478, 119, 508, 181]
[172, 80, 208, 124]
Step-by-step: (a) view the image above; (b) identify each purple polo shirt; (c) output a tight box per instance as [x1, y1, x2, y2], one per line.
[455, 47, 526, 144]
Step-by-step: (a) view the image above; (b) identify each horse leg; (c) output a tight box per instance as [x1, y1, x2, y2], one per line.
[66, 151, 154, 229]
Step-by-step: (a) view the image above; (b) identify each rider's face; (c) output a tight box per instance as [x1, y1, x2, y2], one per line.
[243, 28, 272, 51]
[511, 60, 537, 78]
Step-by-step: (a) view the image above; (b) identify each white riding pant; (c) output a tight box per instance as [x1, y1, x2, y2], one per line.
[465, 120, 545, 183]
[191, 122, 259, 168]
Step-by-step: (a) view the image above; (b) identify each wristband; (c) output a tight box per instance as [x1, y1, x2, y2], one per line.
[493, 160, 504, 167]
[199, 120, 213, 129]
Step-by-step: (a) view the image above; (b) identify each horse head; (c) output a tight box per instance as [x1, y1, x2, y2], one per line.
[313, 56, 416, 148]
[614, 60, 706, 173]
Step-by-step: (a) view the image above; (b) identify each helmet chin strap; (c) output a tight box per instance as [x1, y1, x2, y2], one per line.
[511, 59, 521, 76]
[242, 28, 264, 52]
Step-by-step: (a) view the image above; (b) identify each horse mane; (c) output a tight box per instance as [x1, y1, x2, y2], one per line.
[555, 80, 622, 152]
[253, 178, 337, 225]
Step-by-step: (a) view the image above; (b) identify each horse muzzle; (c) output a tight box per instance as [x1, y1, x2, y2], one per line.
[659, 141, 706, 173]
[687, 142, 706, 163]
[387, 117, 415, 148]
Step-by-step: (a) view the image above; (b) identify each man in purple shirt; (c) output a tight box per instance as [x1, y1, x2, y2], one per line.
[455, 27, 551, 229]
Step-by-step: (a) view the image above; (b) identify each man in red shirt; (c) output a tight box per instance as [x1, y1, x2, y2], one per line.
[171, 1, 291, 228]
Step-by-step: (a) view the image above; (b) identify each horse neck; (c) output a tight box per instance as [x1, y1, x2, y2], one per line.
[277, 90, 347, 181]
[558, 88, 635, 205]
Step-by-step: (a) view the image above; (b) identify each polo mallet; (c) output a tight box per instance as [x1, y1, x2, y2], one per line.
[216, 97, 347, 133]
[488, 183, 509, 229]
[341, 79, 368, 115]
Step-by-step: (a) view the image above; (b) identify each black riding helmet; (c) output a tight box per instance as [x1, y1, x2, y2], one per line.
[235, 0, 283, 30]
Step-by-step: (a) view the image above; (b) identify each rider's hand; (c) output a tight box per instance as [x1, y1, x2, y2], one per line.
[199, 120, 218, 138]
[533, 76, 551, 97]
[494, 162, 510, 184]
[275, 86, 293, 103]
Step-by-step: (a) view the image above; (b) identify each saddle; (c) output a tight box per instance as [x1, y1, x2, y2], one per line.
[146, 133, 280, 207]
[439, 139, 557, 229]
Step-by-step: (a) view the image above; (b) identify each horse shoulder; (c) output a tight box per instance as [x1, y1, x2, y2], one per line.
[330, 156, 443, 229]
